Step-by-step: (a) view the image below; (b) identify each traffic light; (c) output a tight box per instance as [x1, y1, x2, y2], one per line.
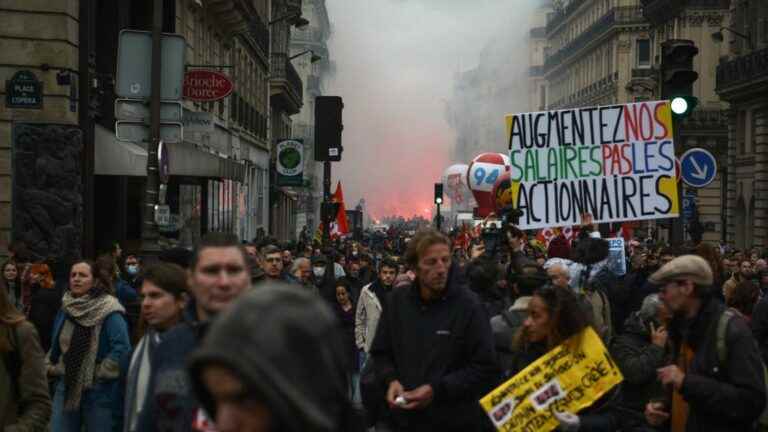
[314, 96, 344, 162]
[661, 39, 699, 121]
[434, 183, 443, 205]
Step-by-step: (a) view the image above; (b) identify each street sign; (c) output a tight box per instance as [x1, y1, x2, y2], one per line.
[115, 98, 183, 122]
[116, 30, 186, 100]
[115, 121, 183, 143]
[5, 70, 42, 109]
[276, 139, 304, 186]
[154, 204, 171, 225]
[682, 194, 697, 220]
[183, 70, 233, 102]
[182, 109, 215, 133]
[680, 148, 717, 188]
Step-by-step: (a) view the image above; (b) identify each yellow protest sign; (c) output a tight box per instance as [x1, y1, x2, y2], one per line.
[480, 327, 623, 432]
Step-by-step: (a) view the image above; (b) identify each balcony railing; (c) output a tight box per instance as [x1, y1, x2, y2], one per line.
[642, 0, 728, 26]
[530, 27, 546, 39]
[546, 0, 586, 34]
[544, 7, 644, 74]
[248, 13, 270, 56]
[716, 47, 768, 93]
[286, 60, 303, 102]
[529, 65, 545, 77]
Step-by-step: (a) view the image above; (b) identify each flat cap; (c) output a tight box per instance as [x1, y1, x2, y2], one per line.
[649, 255, 713, 286]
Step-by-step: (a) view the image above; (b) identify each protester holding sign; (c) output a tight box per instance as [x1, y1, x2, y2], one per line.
[506, 101, 679, 231]
[502, 285, 622, 431]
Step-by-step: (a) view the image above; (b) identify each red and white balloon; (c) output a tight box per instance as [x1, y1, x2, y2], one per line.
[467, 153, 509, 218]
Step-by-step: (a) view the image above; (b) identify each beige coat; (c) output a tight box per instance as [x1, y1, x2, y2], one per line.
[355, 283, 383, 353]
[0, 321, 52, 431]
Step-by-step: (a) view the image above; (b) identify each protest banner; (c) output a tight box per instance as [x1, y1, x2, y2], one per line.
[479, 327, 623, 432]
[606, 238, 627, 276]
[506, 100, 679, 230]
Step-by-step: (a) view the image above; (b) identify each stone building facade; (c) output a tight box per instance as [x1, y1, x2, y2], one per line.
[716, 0, 768, 248]
[640, 0, 731, 244]
[529, 2, 553, 112]
[290, 0, 332, 238]
[0, 0, 305, 261]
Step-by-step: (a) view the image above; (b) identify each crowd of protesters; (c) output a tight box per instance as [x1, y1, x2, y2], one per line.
[2, 216, 768, 431]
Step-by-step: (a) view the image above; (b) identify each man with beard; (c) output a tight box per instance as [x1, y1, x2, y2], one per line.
[644, 255, 766, 432]
[723, 259, 755, 300]
[370, 230, 498, 431]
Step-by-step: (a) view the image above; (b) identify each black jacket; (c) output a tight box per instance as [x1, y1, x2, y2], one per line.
[610, 312, 666, 419]
[751, 295, 768, 364]
[509, 341, 623, 432]
[666, 297, 766, 432]
[370, 265, 499, 431]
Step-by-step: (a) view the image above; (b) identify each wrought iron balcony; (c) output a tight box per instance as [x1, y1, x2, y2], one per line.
[545, 7, 644, 74]
[248, 12, 270, 56]
[716, 47, 768, 96]
[546, 0, 586, 35]
[270, 53, 304, 115]
[642, 0, 729, 26]
[530, 26, 546, 39]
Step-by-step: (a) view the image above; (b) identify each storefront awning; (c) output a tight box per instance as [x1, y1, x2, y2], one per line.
[95, 124, 148, 176]
[95, 125, 245, 182]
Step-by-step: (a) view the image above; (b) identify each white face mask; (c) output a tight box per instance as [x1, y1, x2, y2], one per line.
[313, 267, 326, 278]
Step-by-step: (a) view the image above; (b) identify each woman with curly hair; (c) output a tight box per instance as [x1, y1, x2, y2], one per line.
[511, 285, 622, 432]
[48, 259, 131, 431]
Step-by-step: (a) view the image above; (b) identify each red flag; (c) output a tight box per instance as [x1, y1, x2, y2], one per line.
[331, 181, 349, 236]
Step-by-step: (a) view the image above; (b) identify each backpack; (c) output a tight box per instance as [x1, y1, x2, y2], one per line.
[716, 309, 768, 431]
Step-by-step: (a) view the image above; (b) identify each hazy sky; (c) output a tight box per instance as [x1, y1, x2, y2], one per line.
[325, 0, 540, 219]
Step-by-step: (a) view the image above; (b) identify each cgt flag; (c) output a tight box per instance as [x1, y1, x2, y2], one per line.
[331, 182, 349, 237]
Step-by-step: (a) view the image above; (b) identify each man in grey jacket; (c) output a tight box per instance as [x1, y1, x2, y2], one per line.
[355, 258, 398, 356]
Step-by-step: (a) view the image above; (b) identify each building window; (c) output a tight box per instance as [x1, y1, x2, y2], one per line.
[637, 39, 651, 68]
[736, 110, 747, 155]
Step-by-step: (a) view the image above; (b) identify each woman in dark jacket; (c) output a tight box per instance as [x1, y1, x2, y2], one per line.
[511, 284, 622, 432]
[24, 262, 62, 353]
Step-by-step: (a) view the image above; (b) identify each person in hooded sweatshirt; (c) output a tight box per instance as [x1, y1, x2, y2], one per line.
[188, 283, 363, 432]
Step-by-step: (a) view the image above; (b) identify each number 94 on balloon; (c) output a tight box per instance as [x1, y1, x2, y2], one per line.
[469, 163, 505, 192]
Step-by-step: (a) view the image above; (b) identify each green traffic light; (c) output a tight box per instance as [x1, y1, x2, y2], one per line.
[670, 95, 699, 120]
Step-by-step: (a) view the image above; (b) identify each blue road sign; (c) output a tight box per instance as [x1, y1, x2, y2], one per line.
[682, 195, 696, 220]
[680, 148, 717, 188]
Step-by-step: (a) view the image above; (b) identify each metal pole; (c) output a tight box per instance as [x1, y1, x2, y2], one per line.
[79, 0, 95, 258]
[142, 0, 162, 252]
[670, 122, 684, 246]
[436, 204, 441, 231]
[322, 160, 331, 248]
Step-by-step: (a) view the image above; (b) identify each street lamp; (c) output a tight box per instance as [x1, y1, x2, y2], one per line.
[269, 11, 309, 29]
[289, 49, 322, 63]
[711, 27, 753, 50]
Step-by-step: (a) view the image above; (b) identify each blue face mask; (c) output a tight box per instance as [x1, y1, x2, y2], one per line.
[126, 264, 139, 276]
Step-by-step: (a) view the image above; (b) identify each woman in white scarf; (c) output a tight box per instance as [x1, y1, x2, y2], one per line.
[48, 259, 131, 432]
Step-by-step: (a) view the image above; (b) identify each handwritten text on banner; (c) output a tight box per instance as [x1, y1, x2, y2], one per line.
[479, 327, 623, 432]
[505, 101, 679, 230]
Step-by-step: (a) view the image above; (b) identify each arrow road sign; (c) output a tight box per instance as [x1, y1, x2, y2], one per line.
[680, 148, 717, 188]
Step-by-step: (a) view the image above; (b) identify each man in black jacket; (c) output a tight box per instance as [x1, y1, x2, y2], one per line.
[645, 255, 766, 432]
[370, 229, 499, 431]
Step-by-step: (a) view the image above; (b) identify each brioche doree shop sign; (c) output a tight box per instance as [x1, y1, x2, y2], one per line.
[506, 100, 679, 230]
[6, 70, 43, 109]
[480, 327, 623, 432]
[183, 69, 233, 102]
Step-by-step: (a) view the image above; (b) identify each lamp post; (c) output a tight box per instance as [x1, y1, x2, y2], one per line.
[289, 49, 322, 63]
[711, 27, 753, 50]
